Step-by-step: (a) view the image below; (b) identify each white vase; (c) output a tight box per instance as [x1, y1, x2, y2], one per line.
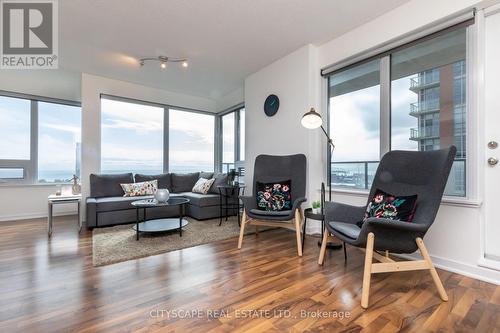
[155, 189, 170, 202]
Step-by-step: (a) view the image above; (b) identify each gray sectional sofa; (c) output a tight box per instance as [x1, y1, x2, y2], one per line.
[86, 171, 237, 228]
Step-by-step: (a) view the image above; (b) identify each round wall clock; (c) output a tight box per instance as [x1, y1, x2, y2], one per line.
[264, 94, 279, 117]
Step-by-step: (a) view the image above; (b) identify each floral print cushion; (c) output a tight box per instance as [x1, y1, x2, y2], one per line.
[256, 180, 292, 211]
[359, 189, 417, 226]
[192, 177, 215, 194]
[121, 180, 158, 197]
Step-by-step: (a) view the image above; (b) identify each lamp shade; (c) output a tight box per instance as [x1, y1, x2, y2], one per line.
[301, 108, 323, 129]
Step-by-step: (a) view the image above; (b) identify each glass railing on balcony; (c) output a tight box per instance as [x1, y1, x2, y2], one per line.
[410, 72, 440, 89]
[409, 100, 440, 115]
[410, 127, 439, 139]
[331, 161, 379, 190]
[331, 158, 465, 197]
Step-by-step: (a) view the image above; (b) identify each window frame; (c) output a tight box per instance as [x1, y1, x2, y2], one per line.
[216, 104, 245, 173]
[324, 18, 476, 201]
[0, 90, 81, 185]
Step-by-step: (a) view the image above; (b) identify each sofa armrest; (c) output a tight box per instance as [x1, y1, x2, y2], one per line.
[86, 197, 97, 228]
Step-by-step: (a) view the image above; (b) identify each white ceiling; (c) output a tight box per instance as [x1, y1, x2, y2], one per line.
[59, 0, 410, 101]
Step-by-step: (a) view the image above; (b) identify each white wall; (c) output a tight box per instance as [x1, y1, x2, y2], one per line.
[80, 73, 217, 222]
[243, 0, 500, 283]
[0, 69, 81, 101]
[244, 45, 325, 234]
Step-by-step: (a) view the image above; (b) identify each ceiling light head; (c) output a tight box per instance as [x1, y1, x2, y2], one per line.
[160, 61, 167, 69]
[301, 108, 323, 129]
[181, 60, 188, 68]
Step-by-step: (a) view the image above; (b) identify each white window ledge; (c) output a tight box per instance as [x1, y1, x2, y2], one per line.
[316, 187, 482, 208]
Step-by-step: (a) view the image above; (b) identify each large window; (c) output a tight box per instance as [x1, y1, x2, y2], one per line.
[220, 107, 245, 173]
[100, 97, 216, 175]
[169, 109, 214, 172]
[329, 59, 380, 190]
[327, 25, 469, 197]
[0, 94, 81, 184]
[38, 102, 82, 183]
[101, 98, 163, 174]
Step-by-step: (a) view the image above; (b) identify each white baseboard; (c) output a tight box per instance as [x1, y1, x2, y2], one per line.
[397, 253, 500, 286]
[0, 211, 77, 222]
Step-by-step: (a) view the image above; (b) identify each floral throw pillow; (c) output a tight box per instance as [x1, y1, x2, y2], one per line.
[256, 180, 292, 211]
[121, 180, 158, 197]
[192, 178, 215, 194]
[358, 189, 418, 227]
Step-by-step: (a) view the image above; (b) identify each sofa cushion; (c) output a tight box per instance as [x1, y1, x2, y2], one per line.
[181, 192, 220, 207]
[209, 173, 228, 194]
[94, 193, 184, 212]
[250, 209, 292, 217]
[90, 173, 134, 198]
[171, 172, 200, 193]
[135, 173, 172, 190]
[327, 221, 361, 240]
[200, 171, 214, 179]
[95, 195, 154, 212]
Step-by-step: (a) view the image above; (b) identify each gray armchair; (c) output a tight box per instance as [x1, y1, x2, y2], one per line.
[318, 146, 456, 308]
[238, 154, 307, 256]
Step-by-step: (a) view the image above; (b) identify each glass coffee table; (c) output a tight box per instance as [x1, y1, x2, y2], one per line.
[131, 197, 190, 241]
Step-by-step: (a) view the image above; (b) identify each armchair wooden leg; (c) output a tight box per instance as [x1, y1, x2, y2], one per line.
[416, 237, 448, 301]
[318, 227, 329, 265]
[295, 209, 303, 257]
[237, 211, 247, 249]
[361, 232, 375, 309]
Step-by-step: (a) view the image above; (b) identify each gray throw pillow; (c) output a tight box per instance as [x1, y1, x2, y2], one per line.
[90, 173, 134, 198]
[171, 172, 200, 193]
[135, 173, 171, 190]
[200, 171, 214, 179]
[209, 173, 228, 194]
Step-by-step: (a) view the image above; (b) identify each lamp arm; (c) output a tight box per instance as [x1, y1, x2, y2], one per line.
[320, 125, 335, 150]
[319, 125, 334, 202]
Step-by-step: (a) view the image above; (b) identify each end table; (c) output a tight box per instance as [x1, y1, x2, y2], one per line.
[48, 193, 82, 237]
[217, 185, 245, 226]
[304, 207, 345, 260]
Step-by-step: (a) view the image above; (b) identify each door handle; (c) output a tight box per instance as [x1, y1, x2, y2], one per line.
[488, 157, 498, 166]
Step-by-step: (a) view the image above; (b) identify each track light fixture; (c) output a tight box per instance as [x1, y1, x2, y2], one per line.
[139, 56, 188, 69]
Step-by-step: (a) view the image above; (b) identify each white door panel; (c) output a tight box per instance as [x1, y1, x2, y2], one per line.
[484, 10, 500, 261]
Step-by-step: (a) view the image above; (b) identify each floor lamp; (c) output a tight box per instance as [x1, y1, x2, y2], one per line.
[301, 107, 342, 250]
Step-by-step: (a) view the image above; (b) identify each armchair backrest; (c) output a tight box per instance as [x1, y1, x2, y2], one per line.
[252, 154, 307, 201]
[368, 146, 456, 228]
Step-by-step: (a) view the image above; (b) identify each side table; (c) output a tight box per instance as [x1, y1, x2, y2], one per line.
[48, 193, 82, 237]
[304, 208, 345, 260]
[217, 185, 245, 226]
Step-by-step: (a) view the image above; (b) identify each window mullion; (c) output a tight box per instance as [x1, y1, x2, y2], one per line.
[380, 55, 391, 157]
[163, 107, 169, 173]
[30, 100, 38, 184]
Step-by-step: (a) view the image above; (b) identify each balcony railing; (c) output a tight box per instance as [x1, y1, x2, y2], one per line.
[409, 100, 440, 115]
[410, 127, 439, 140]
[410, 73, 440, 89]
[331, 158, 466, 197]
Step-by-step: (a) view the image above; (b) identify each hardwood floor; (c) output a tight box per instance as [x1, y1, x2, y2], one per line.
[1, 216, 499, 333]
